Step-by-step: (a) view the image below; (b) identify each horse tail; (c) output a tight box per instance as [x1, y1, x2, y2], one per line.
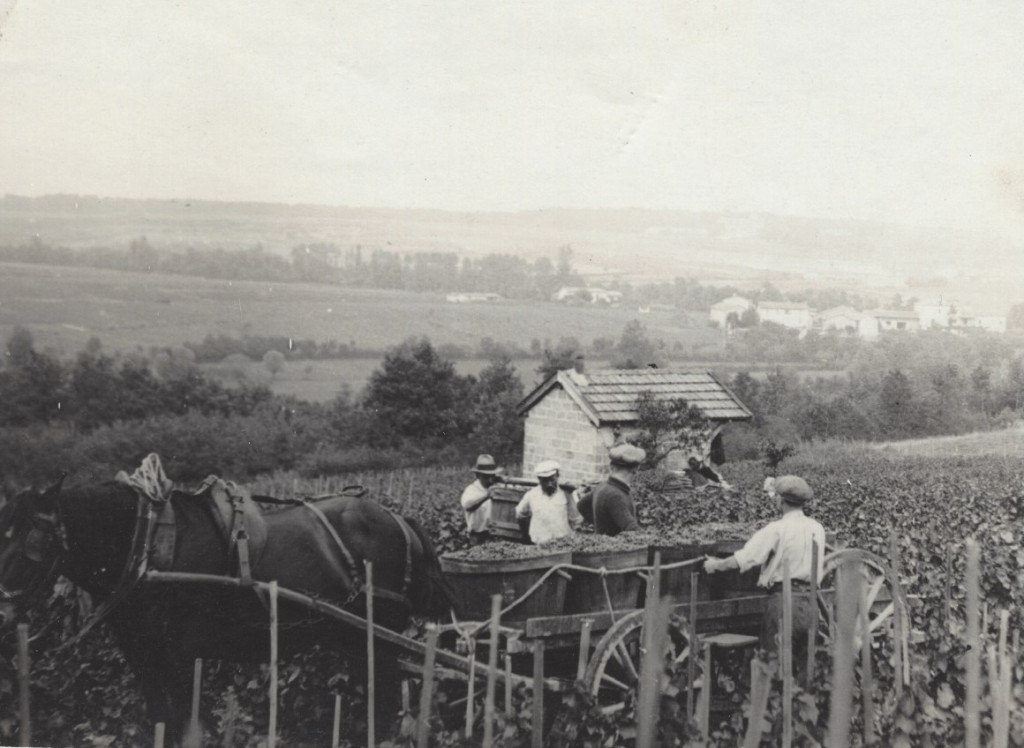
[403, 516, 460, 621]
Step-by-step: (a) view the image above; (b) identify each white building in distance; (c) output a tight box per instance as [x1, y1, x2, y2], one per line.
[709, 295, 753, 327]
[756, 300, 812, 331]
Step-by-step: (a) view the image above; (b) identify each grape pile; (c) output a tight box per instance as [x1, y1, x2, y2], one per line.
[442, 521, 764, 563]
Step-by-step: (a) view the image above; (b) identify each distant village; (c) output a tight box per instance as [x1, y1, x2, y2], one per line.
[447, 286, 1009, 337]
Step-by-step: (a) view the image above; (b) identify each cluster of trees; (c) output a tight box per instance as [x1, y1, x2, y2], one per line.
[0, 328, 525, 488]
[723, 337, 1024, 458]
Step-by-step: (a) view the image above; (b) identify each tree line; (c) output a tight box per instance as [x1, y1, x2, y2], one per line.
[0, 328, 525, 489]
[2, 323, 1021, 490]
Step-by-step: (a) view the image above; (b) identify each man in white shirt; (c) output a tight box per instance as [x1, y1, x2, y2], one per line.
[515, 460, 583, 545]
[460, 454, 501, 545]
[703, 475, 826, 677]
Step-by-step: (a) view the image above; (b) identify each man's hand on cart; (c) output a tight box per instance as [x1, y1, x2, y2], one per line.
[703, 553, 739, 574]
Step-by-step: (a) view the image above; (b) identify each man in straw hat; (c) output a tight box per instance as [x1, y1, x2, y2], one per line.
[578, 443, 646, 536]
[515, 460, 583, 545]
[460, 454, 502, 545]
[703, 474, 826, 676]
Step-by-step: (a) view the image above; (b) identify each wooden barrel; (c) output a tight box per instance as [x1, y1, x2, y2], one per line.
[563, 548, 649, 614]
[440, 551, 572, 623]
[648, 544, 713, 604]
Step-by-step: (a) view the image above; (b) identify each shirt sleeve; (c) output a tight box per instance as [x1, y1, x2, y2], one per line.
[733, 524, 778, 572]
[566, 491, 584, 528]
[460, 483, 489, 511]
[515, 492, 531, 518]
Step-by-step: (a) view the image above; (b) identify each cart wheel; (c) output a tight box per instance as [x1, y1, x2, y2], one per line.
[818, 548, 909, 649]
[582, 610, 693, 717]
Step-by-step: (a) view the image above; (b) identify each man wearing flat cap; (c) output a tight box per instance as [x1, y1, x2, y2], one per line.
[578, 443, 646, 536]
[460, 454, 502, 545]
[704, 474, 826, 676]
[515, 460, 583, 545]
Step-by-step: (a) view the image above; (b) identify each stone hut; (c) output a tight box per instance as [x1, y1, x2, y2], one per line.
[516, 368, 753, 484]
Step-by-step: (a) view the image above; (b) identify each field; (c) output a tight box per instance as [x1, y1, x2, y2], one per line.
[2, 432, 1021, 747]
[0, 261, 721, 363]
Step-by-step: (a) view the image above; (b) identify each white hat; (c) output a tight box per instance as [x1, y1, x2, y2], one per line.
[535, 460, 560, 478]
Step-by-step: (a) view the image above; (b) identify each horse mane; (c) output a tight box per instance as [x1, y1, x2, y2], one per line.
[402, 515, 460, 621]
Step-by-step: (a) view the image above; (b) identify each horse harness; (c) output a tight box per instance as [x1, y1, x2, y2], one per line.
[105, 478, 419, 628]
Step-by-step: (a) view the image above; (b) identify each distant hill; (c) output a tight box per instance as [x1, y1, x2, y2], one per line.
[2, 194, 1020, 315]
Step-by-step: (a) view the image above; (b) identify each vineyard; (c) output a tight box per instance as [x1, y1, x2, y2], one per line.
[1, 442, 1021, 746]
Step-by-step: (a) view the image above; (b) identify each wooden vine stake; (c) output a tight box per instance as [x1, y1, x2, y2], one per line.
[988, 610, 1011, 748]
[483, 594, 501, 747]
[17, 623, 30, 748]
[806, 539, 819, 684]
[944, 545, 953, 627]
[465, 649, 476, 738]
[332, 694, 342, 748]
[365, 561, 376, 748]
[964, 539, 980, 748]
[827, 561, 860, 748]
[504, 655, 513, 714]
[742, 658, 772, 748]
[889, 530, 905, 696]
[781, 568, 793, 748]
[187, 658, 203, 748]
[577, 619, 594, 680]
[154, 722, 165, 748]
[859, 572, 875, 745]
[416, 624, 438, 748]
[269, 581, 279, 748]
[531, 642, 545, 748]
[687, 571, 699, 720]
[637, 596, 671, 748]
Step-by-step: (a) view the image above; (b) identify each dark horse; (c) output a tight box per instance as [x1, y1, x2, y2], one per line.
[0, 475, 456, 746]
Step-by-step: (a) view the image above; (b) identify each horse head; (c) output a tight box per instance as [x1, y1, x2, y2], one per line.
[0, 475, 67, 619]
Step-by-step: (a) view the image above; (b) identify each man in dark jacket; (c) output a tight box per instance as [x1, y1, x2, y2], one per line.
[578, 444, 646, 536]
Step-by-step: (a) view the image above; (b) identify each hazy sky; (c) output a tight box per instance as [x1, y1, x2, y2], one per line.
[1, 2, 1022, 240]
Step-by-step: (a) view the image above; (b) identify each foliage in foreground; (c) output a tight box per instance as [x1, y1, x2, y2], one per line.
[0, 447, 1021, 746]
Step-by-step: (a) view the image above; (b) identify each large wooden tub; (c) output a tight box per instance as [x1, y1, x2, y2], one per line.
[441, 551, 572, 623]
[648, 544, 713, 603]
[563, 547, 649, 614]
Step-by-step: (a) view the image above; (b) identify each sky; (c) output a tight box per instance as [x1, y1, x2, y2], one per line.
[1, 1, 1022, 241]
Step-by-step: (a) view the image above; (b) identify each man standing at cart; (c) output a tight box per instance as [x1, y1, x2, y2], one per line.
[702, 475, 826, 677]
[515, 460, 583, 545]
[578, 443, 646, 536]
[460, 453, 502, 545]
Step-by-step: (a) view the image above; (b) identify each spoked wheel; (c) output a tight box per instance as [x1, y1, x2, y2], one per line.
[818, 548, 910, 652]
[582, 610, 694, 719]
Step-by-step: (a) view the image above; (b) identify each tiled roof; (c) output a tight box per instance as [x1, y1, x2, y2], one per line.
[517, 368, 753, 425]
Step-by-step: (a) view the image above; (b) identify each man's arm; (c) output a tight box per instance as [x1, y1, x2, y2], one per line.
[461, 483, 491, 512]
[703, 555, 739, 573]
[463, 489, 491, 512]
